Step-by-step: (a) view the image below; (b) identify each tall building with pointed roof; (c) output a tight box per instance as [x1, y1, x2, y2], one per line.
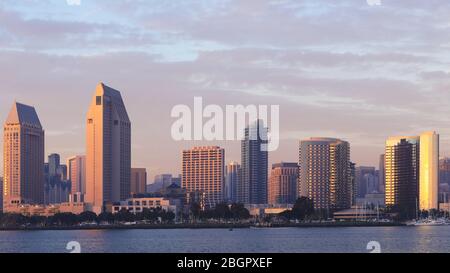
[86, 83, 131, 214]
[3, 102, 45, 208]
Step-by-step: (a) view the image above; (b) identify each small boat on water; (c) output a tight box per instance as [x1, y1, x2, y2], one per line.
[407, 218, 448, 226]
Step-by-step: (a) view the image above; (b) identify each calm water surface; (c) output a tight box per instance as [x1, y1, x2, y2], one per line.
[0, 226, 449, 253]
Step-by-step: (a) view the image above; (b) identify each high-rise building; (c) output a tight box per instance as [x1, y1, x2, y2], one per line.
[299, 138, 351, 211]
[379, 154, 386, 193]
[239, 120, 268, 205]
[67, 155, 86, 194]
[182, 146, 225, 209]
[44, 154, 70, 204]
[355, 166, 377, 198]
[268, 162, 298, 205]
[225, 162, 241, 202]
[86, 83, 131, 214]
[131, 168, 147, 196]
[385, 136, 420, 219]
[419, 131, 439, 211]
[385, 132, 439, 219]
[48, 154, 60, 177]
[3, 102, 45, 208]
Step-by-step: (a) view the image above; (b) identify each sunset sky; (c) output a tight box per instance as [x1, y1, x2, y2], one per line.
[1, 0, 450, 180]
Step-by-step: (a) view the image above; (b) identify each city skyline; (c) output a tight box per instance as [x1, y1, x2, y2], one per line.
[2, 94, 449, 181]
[2, 1, 450, 179]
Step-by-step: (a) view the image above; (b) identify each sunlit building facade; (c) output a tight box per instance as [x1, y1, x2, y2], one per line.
[419, 131, 439, 211]
[182, 146, 224, 209]
[86, 83, 131, 214]
[3, 102, 45, 208]
[385, 132, 439, 219]
[299, 138, 351, 210]
[269, 162, 298, 205]
[385, 136, 420, 219]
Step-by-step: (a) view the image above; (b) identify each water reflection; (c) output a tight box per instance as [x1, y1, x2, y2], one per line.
[0, 226, 449, 253]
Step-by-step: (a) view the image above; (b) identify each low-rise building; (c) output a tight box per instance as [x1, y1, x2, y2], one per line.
[3, 202, 88, 217]
[246, 204, 292, 218]
[111, 197, 179, 216]
[333, 207, 384, 221]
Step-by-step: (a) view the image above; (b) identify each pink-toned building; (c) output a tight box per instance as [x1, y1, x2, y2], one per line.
[3, 102, 45, 209]
[182, 146, 225, 209]
[131, 168, 147, 195]
[268, 163, 298, 205]
[86, 83, 131, 214]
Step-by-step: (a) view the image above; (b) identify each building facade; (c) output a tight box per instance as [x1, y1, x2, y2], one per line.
[225, 161, 241, 202]
[355, 166, 378, 198]
[67, 155, 86, 195]
[131, 168, 147, 196]
[419, 131, 439, 211]
[268, 162, 298, 205]
[3, 102, 45, 208]
[385, 132, 439, 219]
[299, 138, 352, 211]
[111, 197, 179, 219]
[385, 136, 420, 219]
[45, 154, 70, 204]
[239, 120, 269, 205]
[182, 146, 225, 209]
[86, 83, 132, 214]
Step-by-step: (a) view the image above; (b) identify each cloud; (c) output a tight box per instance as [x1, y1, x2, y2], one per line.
[1, 0, 450, 177]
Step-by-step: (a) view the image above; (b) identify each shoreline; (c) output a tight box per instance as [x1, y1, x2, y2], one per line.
[0, 222, 405, 231]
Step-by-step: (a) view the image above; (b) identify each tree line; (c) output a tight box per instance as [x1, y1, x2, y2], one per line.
[0, 207, 175, 228]
[189, 203, 251, 221]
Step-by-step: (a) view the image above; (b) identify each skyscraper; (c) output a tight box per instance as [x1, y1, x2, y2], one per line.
[44, 153, 70, 204]
[182, 146, 225, 209]
[67, 155, 86, 195]
[419, 131, 439, 211]
[239, 120, 268, 205]
[225, 161, 241, 202]
[385, 132, 439, 219]
[299, 138, 351, 211]
[385, 136, 420, 219]
[3, 102, 45, 208]
[268, 162, 298, 205]
[86, 83, 131, 214]
[355, 166, 377, 198]
[131, 168, 147, 196]
[48, 154, 60, 177]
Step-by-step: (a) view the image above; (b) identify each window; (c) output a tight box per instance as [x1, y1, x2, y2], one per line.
[96, 96, 102, 105]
